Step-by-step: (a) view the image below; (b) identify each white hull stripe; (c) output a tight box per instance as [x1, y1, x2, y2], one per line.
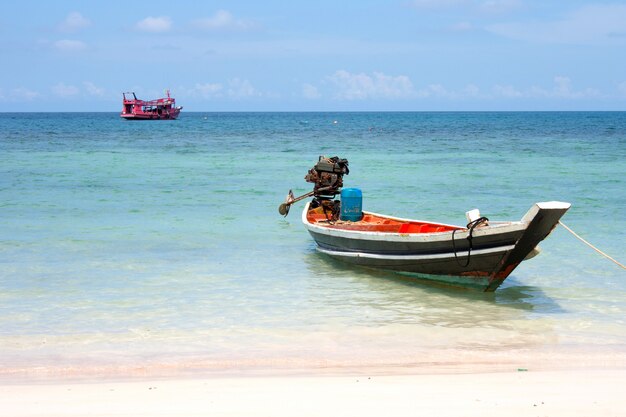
[316, 244, 516, 261]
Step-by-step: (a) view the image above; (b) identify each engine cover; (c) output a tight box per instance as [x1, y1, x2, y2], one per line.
[304, 156, 349, 197]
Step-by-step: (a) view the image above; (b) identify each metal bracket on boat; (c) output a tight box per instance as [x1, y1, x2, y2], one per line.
[278, 186, 336, 216]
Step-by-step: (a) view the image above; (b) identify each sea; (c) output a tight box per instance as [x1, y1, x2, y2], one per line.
[1, 112, 625, 379]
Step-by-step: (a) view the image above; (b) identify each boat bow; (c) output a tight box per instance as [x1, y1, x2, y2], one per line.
[485, 201, 571, 291]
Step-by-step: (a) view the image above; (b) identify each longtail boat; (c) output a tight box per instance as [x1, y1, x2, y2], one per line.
[120, 90, 182, 120]
[279, 156, 570, 292]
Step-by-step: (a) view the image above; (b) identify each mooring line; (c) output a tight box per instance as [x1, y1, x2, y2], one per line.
[558, 220, 625, 270]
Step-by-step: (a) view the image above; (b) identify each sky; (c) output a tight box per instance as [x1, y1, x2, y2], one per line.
[1, 0, 626, 111]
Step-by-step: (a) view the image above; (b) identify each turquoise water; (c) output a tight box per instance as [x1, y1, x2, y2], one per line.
[1, 112, 625, 377]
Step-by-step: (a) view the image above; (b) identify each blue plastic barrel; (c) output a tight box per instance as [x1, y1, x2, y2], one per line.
[340, 188, 363, 221]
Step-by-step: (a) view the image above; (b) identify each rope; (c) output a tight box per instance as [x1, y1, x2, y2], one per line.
[452, 216, 489, 267]
[558, 221, 626, 270]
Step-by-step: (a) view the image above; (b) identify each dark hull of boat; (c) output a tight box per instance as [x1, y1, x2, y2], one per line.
[314, 244, 514, 290]
[303, 202, 570, 291]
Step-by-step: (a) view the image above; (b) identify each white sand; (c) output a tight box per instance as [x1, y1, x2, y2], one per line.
[1, 369, 624, 417]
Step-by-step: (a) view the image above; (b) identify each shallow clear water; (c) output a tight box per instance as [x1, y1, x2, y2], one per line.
[1, 112, 625, 376]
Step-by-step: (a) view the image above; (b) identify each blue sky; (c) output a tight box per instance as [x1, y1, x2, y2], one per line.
[1, 1, 625, 111]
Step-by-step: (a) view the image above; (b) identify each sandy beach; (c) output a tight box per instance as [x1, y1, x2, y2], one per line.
[1, 369, 625, 417]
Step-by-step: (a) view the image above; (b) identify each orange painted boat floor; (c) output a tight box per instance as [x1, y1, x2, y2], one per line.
[306, 207, 462, 234]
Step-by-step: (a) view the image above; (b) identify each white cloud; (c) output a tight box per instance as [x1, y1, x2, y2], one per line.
[227, 78, 259, 99]
[487, 4, 626, 44]
[546, 76, 601, 98]
[463, 84, 481, 97]
[189, 79, 260, 99]
[59, 12, 91, 33]
[493, 77, 601, 99]
[1, 87, 40, 101]
[416, 84, 456, 98]
[136, 16, 172, 33]
[424, 78, 602, 101]
[327, 70, 414, 100]
[17, 88, 40, 100]
[191, 83, 224, 98]
[492, 84, 524, 98]
[302, 83, 321, 99]
[308, 73, 606, 102]
[553, 76, 575, 97]
[192, 10, 253, 31]
[54, 39, 86, 52]
[83, 81, 105, 96]
[52, 83, 80, 98]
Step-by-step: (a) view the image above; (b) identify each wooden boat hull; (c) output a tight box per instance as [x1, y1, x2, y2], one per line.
[302, 201, 570, 291]
[120, 91, 182, 120]
[120, 109, 181, 120]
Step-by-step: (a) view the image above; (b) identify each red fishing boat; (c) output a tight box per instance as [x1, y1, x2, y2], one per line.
[120, 90, 182, 120]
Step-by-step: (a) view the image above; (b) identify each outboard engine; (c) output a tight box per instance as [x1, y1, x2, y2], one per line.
[278, 156, 349, 216]
[304, 156, 349, 198]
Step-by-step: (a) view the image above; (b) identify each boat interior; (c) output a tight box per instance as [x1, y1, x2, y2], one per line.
[306, 206, 462, 234]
